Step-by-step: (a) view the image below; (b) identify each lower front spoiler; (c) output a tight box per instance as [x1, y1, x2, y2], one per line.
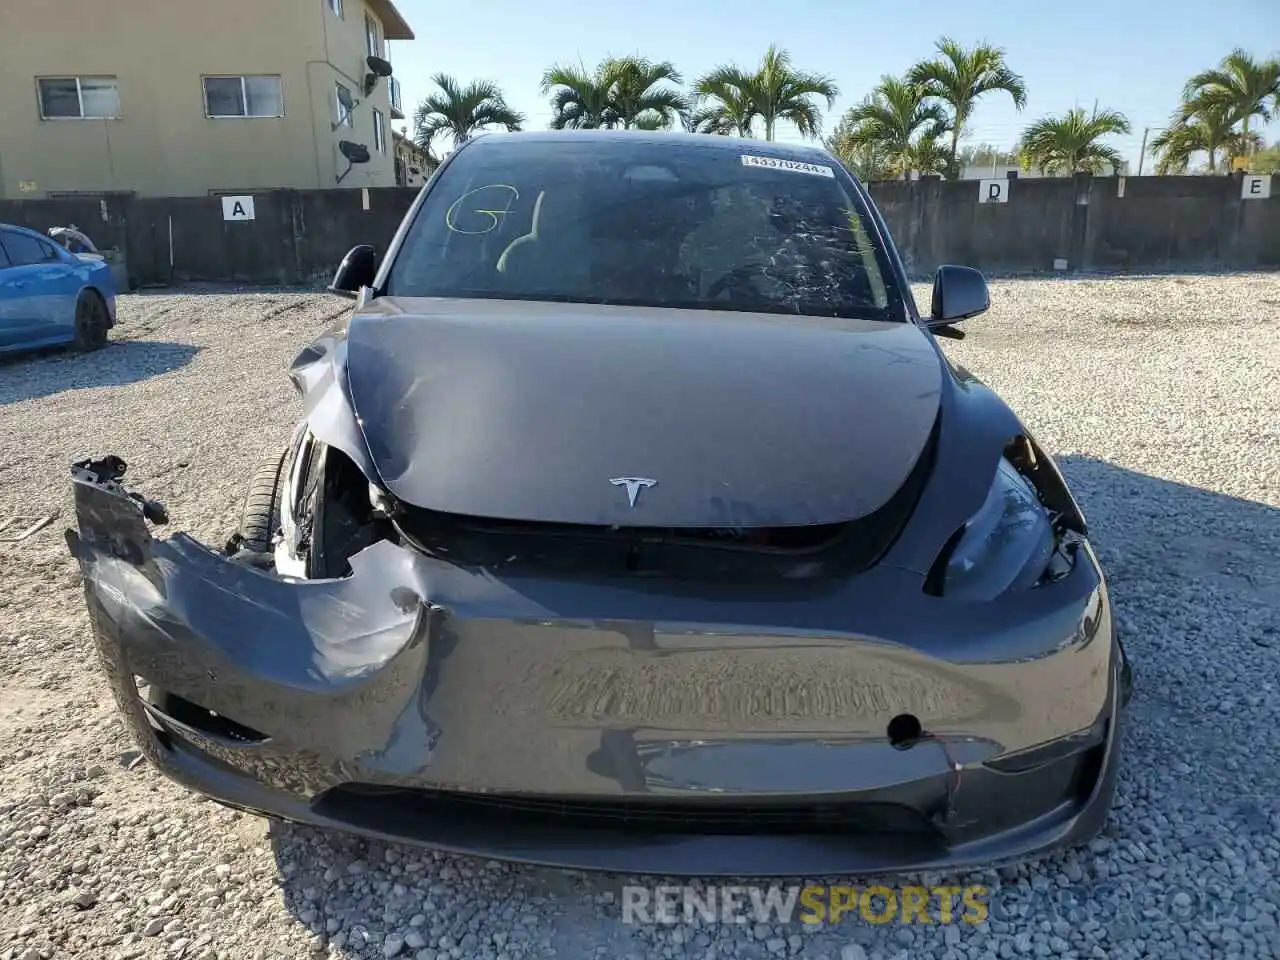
[133, 677, 1124, 878]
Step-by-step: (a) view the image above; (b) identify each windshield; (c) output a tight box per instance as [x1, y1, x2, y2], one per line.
[385, 136, 904, 322]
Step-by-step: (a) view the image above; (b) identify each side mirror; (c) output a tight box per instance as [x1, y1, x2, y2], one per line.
[330, 245, 377, 299]
[929, 265, 990, 326]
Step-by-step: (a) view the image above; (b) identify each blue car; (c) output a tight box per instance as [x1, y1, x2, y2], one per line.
[0, 223, 117, 355]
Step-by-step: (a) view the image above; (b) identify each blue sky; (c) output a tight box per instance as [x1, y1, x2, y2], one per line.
[386, 0, 1279, 169]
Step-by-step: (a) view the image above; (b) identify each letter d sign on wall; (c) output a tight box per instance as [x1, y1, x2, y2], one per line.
[978, 179, 1009, 204]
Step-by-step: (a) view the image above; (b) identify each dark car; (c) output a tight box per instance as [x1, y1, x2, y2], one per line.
[67, 131, 1131, 877]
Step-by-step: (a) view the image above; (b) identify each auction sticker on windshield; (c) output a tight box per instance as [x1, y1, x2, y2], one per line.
[740, 155, 835, 178]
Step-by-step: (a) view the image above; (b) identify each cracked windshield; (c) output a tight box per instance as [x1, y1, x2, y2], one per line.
[387, 138, 894, 319]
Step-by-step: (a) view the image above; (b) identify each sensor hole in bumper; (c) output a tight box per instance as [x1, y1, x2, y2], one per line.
[133, 678, 268, 745]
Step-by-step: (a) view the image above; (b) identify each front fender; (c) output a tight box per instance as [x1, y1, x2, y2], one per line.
[288, 329, 382, 489]
[882, 370, 1030, 576]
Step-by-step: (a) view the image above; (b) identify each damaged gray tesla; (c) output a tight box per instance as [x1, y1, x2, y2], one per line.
[67, 130, 1132, 877]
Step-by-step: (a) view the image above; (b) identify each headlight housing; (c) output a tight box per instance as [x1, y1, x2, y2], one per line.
[938, 457, 1058, 601]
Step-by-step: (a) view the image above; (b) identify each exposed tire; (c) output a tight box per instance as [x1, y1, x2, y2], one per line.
[71, 291, 110, 352]
[236, 446, 290, 555]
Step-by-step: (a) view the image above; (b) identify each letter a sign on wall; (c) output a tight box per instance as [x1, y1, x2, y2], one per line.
[221, 196, 256, 221]
[978, 179, 1009, 203]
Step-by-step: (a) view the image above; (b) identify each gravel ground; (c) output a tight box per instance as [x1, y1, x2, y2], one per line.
[1, 275, 1278, 960]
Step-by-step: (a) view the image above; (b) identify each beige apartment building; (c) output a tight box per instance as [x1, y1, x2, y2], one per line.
[393, 130, 435, 187]
[0, 0, 414, 198]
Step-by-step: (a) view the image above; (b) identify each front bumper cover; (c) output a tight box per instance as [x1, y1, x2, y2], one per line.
[68, 458, 1130, 877]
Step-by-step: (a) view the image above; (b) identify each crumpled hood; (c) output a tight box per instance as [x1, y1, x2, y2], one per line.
[343, 297, 944, 527]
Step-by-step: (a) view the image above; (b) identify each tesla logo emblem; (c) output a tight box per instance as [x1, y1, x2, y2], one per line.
[610, 477, 657, 508]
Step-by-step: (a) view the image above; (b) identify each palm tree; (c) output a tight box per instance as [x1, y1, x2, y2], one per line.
[902, 129, 953, 178]
[542, 57, 689, 131]
[1149, 120, 1215, 175]
[1018, 106, 1130, 175]
[687, 85, 757, 136]
[908, 37, 1027, 177]
[413, 74, 524, 150]
[607, 57, 689, 129]
[1180, 49, 1280, 150]
[693, 45, 838, 141]
[1149, 102, 1237, 174]
[826, 118, 893, 181]
[413, 126, 442, 175]
[833, 76, 951, 179]
[541, 61, 616, 129]
[633, 112, 669, 131]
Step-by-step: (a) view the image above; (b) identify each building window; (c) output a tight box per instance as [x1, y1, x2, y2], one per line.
[203, 76, 284, 118]
[365, 15, 381, 58]
[334, 83, 354, 127]
[37, 76, 120, 119]
[373, 109, 386, 153]
[328, 0, 343, 16]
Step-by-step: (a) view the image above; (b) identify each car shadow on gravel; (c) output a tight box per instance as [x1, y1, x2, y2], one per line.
[259, 456, 1279, 959]
[0, 340, 200, 406]
[1056, 455, 1280, 611]
[129, 282, 325, 296]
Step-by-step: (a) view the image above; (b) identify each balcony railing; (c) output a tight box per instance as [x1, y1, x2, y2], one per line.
[389, 76, 403, 119]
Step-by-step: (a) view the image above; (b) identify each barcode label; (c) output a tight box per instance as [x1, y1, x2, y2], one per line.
[740, 155, 835, 178]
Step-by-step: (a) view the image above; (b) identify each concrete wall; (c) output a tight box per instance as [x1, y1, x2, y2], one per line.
[0, 0, 407, 198]
[871, 177, 1079, 275]
[1, 175, 1275, 289]
[1078, 175, 1279, 272]
[868, 173, 1279, 276]
[65, 189, 418, 287]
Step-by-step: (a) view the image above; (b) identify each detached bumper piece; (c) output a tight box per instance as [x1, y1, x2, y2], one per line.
[67, 458, 1127, 877]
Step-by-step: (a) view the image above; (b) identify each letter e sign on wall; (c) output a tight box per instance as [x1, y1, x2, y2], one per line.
[978, 179, 1009, 203]
[221, 196, 256, 221]
[1241, 175, 1272, 200]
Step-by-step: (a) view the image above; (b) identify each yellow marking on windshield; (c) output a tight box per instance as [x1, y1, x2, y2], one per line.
[846, 207, 889, 308]
[446, 184, 520, 234]
[496, 191, 545, 273]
